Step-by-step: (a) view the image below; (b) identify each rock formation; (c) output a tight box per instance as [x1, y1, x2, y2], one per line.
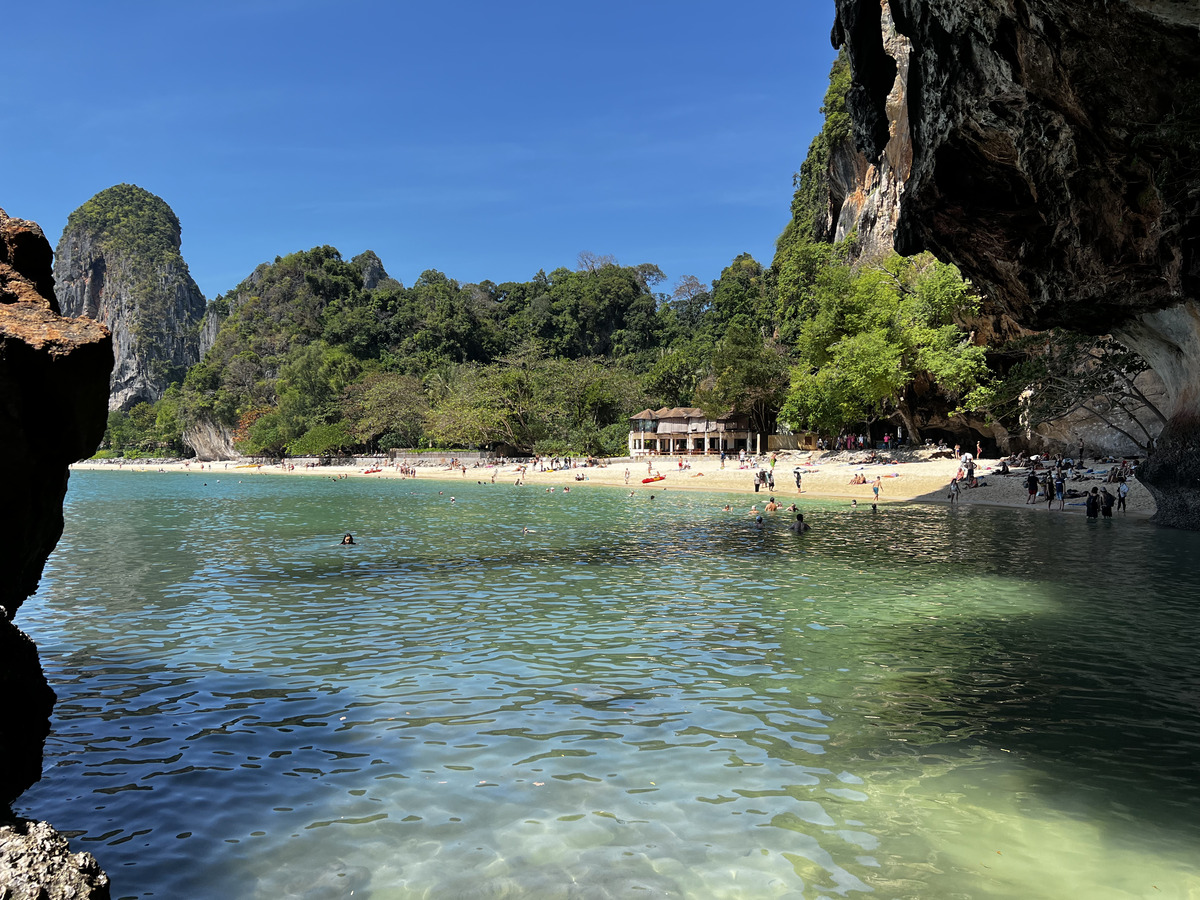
[821, 6, 912, 263]
[183, 416, 238, 461]
[0, 818, 111, 900]
[0, 207, 113, 895]
[54, 184, 207, 411]
[832, 0, 1200, 527]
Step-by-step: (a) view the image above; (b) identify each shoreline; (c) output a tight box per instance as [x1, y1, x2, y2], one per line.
[72, 450, 1156, 521]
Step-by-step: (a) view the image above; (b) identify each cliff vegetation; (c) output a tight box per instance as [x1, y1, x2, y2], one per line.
[96, 59, 991, 460]
[55, 184, 206, 410]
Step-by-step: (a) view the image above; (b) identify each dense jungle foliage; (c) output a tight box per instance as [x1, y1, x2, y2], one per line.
[100, 56, 993, 459]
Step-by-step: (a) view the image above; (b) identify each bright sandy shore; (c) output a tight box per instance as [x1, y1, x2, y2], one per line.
[73, 448, 1156, 521]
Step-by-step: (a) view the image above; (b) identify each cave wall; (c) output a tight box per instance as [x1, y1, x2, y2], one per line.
[832, 0, 1200, 525]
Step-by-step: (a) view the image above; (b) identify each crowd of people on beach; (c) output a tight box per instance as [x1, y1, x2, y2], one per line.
[999, 445, 1136, 519]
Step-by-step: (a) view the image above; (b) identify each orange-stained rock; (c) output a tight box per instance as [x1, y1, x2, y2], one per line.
[0, 210, 58, 310]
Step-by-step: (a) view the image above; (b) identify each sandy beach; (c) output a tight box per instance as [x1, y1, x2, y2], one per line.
[73, 448, 1156, 520]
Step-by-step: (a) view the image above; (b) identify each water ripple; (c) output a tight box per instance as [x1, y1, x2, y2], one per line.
[16, 472, 1200, 898]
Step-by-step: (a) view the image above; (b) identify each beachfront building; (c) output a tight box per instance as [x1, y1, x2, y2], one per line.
[628, 407, 753, 456]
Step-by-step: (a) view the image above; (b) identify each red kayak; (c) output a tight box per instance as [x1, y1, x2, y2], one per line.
[642, 475, 665, 483]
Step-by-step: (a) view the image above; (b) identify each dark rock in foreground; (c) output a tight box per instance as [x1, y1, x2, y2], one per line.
[1, 207, 113, 893]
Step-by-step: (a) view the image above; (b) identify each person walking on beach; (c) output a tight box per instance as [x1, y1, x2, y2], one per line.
[1117, 478, 1129, 513]
[793, 468, 802, 492]
[948, 477, 959, 504]
[624, 467, 630, 485]
[872, 476, 882, 501]
[1025, 471, 1039, 504]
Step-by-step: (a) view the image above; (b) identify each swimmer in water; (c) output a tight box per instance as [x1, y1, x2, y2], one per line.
[340, 533, 355, 545]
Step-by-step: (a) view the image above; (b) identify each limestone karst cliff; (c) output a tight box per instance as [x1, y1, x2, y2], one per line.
[0, 207, 112, 896]
[54, 184, 206, 411]
[831, 0, 1200, 526]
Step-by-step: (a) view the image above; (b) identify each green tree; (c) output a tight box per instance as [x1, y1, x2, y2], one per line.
[668, 275, 711, 330]
[642, 345, 705, 408]
[425, 344, 642, 454]
[709, 254, 771, 331]
[287, 422, 354, 457]
[779, 253, 990, 441]
[696, 321, 790, 437]
[341, 371, 429, 450]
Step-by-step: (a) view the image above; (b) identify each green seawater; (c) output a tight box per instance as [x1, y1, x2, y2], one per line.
[16, 469, 1200, 899]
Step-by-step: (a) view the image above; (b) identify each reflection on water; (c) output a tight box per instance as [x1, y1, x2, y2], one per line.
[17, 471, 1200, 899]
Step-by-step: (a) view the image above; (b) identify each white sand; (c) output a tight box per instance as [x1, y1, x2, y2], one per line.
[73, 449, 1155, 519]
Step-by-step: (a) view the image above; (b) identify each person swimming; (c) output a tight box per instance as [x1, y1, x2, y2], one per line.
[340, 533, 355, 545]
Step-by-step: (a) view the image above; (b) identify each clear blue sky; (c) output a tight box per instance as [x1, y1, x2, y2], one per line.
[3, 1, 839, 299]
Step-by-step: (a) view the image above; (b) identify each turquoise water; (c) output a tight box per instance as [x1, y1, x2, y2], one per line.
[16, 470, 1200, 899]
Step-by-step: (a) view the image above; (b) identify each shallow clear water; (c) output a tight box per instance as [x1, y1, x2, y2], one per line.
[16, 470, 1200, 899]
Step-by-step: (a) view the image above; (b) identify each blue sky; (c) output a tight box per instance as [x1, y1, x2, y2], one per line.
[3, 1, 840, 299]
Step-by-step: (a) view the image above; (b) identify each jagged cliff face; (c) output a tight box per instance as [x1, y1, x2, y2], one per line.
[55, 184, 206, 411]
[833, 0, 1200, 526]
[0, 206, 112, 895]
[822, 5, 912, 262]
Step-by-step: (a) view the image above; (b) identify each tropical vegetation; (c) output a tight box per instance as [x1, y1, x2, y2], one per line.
[103, 52, 1128, 460]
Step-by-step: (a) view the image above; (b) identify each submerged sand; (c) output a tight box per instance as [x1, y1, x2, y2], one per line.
[73, 448, 1155, 520]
